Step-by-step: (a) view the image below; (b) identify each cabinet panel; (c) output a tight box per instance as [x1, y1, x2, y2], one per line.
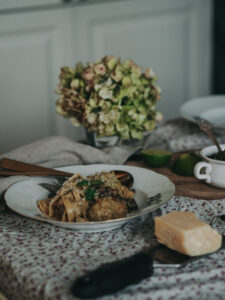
[0, 9, 72, 153]
[0, 0, 62, 11]
[0, 31, 52, 151]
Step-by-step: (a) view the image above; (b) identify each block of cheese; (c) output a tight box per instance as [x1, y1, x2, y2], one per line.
[154, 211, 222, 256]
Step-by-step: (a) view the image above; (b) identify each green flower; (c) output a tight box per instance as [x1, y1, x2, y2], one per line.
[111, 65, 123, 82]
[122, 76, 132, 87]
[83, 68, 95, 81]
[104, 123, 115, 135]
[70, 117, 80, 126]
[94, 84, 102, 91]
[55, 56, 162, 140]
[144, 68, 156, 79]
[99, 112, 110, 124]
[105, 56, 118, 70]
[131, 65, 142, 78]
[56, 101, 67, 117]
[75, 62, 84, 75]
[94, 63, 106, 75]
[144, 120, 155, 131]
[71, 79, 80, 89]
[99, 87, 113, 100]
[116, 122, 130, 139]
[131, 129, 143, 139]
[133, 113, 146, 125]
[86, 113, 97, 124]
[122, 59, 135, 69]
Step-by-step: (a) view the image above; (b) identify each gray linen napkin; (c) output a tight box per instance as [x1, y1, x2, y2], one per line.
[0, 136, 137, 196]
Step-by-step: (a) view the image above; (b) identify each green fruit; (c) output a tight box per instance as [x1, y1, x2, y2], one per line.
[141, 149, 172, 168]
[172, 153, 201, 176]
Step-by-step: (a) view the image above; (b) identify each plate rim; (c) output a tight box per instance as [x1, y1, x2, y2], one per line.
[180, 95, 225, 130]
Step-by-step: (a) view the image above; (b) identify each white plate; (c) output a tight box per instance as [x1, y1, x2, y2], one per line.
[4, 164, 175, 232]
[180, 95, 225, 135]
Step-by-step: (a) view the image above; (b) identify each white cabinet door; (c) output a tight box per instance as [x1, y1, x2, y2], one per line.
[71, 0, 212, 122]
[0, 0, 213, 153]
[0, 0, 62, 11]
[0, 8, 73, 153]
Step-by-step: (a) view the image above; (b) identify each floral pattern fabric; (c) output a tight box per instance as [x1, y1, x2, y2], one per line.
[1, 196, 225, 300]
[1, 119, 225, 300]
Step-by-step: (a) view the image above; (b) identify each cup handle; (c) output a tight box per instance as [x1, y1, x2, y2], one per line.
[194, 162, 212, 183]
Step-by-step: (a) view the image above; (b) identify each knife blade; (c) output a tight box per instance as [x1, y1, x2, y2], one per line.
[71, 235, 225, 298]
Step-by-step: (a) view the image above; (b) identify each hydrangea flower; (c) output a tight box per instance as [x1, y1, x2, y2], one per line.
[56, 56, 162, 140]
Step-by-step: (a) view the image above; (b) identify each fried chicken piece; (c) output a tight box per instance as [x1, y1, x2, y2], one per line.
[88, 198, 127, 221]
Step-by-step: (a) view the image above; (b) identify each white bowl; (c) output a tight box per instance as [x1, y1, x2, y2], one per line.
[194, 144, 225, 189]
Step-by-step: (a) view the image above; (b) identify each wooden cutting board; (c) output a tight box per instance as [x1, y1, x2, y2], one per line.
[125, 159, 225, 200]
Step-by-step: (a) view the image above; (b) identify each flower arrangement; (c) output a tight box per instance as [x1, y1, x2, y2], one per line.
[55, 56, 162, 140]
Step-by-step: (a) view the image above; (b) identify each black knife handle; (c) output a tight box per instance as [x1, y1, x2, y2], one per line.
[71, 252, 153, 298]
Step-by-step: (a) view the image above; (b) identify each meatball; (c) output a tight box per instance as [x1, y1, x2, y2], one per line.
[88, 198, 127, 221]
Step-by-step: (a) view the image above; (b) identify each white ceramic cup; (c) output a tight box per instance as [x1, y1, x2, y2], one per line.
[194, 144, 225, 188]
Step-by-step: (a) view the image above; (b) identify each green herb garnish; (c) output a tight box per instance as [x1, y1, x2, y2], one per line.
[77, 179, 103, 202]
[85, 188, 95, 202]
[91, 180, 104, 186]
[77, 180, 90, 187]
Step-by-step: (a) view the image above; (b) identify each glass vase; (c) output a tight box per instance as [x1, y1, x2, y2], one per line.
[85, 131, 150, 149]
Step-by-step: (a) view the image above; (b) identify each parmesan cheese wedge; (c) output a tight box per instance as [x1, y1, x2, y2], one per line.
[154, 211, 222, 256]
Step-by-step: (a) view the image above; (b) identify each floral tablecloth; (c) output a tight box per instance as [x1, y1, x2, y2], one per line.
[1, 118, 225, 300]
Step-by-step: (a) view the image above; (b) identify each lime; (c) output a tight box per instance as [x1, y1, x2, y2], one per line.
[172, 153, 201, 176]
[141, 149, 172, 168]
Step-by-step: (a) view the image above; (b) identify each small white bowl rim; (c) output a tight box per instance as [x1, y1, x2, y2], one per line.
[200, 144, 225, 165]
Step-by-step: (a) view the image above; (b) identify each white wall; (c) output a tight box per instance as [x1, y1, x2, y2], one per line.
[0, 0, 213, 153]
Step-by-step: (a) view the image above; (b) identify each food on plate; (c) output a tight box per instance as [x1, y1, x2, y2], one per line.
[37, 171, 137, 222]
[154, 211, 222, 256]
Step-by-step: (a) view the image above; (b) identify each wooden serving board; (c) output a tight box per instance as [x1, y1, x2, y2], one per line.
[125, 160, 225, 200]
